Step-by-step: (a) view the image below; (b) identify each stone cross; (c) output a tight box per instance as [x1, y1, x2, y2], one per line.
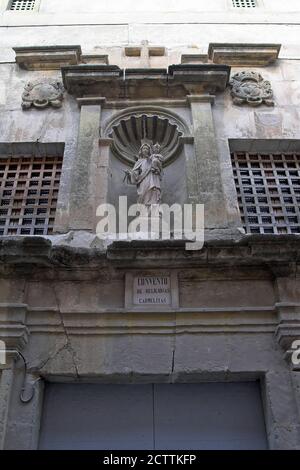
[125, 40, 165, 68]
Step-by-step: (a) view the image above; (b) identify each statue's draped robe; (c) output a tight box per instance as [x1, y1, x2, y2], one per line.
[130, 155, 162, 205]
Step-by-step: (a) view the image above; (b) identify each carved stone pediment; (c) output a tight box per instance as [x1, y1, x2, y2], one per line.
[22, 79, 64, 110]
[229, 71, 274, 107]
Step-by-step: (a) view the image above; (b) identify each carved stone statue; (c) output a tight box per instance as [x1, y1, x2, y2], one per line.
[124, 141, 163, 206]
[229, 71, 274, 107]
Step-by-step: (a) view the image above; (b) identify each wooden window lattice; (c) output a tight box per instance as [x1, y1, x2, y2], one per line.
[232, 0, 257, 7]
[232, 152, 300, 234]
[0, 155, 62, 236]
[9, 0, 36, 11]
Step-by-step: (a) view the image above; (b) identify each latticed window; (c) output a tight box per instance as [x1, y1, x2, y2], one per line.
[232, 0, 257, 7]
[0, 155, 62, 236]
[9, 0, 36, 11]
[232, 152, 300, 234]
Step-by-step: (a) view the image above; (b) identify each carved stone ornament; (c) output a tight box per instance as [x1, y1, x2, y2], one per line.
[124, 140, 163, 206]
[105, 111, 189, 166]
[229, 71, 274, 107]
[22, 79, 64, 110]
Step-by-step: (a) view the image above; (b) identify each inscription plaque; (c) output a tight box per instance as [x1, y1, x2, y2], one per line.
[133, 276, 171, 305]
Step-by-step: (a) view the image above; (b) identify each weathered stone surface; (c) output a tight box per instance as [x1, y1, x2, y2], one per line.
[62, 64, 230, 98]
[229, 71, 274, 107]
[187, 95, 229, 228]
[81, 54, 108, 65]
[21, 78, 64, 110]
[0, 233, 299, 448]
[68, 103, 102, 230]
[0, 366, 14, 450]
[13, 45, 82, 70]
[108, 113, 184, 165]
[181, 54, 209, 64]
[1, 1, 300, 451]
[208, 43, 281, 66]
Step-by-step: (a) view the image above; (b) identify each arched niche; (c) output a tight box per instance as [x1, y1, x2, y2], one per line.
[103, 107, 192, 211]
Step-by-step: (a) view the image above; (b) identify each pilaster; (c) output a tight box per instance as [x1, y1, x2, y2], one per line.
[187, 94, 228, 228]
[0, 361, 14, 449]
[68, 98, 105, 230]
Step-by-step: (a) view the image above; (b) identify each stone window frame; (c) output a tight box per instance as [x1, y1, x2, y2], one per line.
[4, 0, 41, 12]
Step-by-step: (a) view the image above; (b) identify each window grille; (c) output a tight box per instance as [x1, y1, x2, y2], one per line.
[0, 155, 62, 236]
[231, 152, 300, 234]
[9, 0, 36, 11]
[232, 0, 257, 7]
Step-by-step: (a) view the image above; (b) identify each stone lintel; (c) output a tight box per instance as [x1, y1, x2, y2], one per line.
[62, 64, 230, 98]
[13, 45, 82, 71]
[208, 43, 281, 66]
[0, 142, 65, 157]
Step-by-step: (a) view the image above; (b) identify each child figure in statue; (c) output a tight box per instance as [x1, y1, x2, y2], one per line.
[124, 141, 163, 206]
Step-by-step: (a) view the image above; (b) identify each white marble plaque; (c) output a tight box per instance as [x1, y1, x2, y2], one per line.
[133, 275, 171, 306]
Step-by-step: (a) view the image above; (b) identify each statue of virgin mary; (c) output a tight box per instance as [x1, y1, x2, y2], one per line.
[124, 141, 163, 206]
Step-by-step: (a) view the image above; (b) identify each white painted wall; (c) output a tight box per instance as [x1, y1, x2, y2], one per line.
[0, 0, 299, 61]
[20, 0, 300, 14]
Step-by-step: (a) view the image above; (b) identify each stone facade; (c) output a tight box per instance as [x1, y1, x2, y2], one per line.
[0, 0, 300, 450]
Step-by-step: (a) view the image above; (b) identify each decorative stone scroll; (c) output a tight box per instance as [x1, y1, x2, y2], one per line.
[22, 79, 64, 110]
[229, 71, 274, 107]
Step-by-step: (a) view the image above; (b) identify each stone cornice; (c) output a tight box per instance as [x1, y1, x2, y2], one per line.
[61, 64, 230, 99]
[208, 43, 281, 66]
[0, 235, 300, 274]
[13, 45, 82, 70]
